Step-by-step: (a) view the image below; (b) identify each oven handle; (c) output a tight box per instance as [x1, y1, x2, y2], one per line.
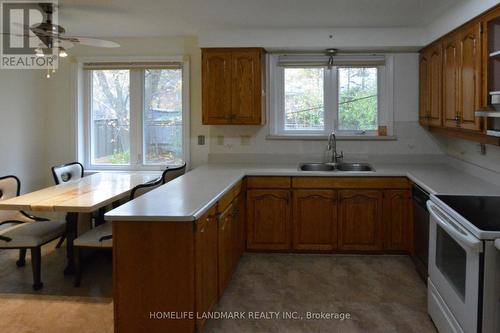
[427, 200, 483, 253]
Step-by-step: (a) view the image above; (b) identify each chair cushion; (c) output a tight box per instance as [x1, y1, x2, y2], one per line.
[74, 222, 112, 248]
[0, 221, 65, 248]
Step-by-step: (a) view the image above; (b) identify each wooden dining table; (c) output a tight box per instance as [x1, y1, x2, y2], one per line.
[0, 171, 161, 274]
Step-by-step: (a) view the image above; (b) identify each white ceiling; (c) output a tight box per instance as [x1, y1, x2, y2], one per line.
[58, 0, 463, 38]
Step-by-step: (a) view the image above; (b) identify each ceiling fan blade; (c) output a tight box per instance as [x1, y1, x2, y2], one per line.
[53, 39, 75, 49]
[62, 37, 119, 48]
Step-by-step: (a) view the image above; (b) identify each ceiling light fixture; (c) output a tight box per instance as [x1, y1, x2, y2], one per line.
[58, 47, 68, 58]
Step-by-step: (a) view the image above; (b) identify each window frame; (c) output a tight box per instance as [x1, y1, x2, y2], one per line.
[268, 54, 394, 139]
[78, 57, 190, 171]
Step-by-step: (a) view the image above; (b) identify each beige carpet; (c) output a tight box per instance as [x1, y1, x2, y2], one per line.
[0, 242, 436, 333]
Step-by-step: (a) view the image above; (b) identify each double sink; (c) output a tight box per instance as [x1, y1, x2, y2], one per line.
[298, 162, 375, 172]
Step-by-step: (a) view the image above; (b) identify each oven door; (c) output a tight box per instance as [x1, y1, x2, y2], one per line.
[427, 200, 483, 333]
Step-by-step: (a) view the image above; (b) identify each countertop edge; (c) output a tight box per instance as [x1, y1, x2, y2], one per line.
[105, 166, 449, 223]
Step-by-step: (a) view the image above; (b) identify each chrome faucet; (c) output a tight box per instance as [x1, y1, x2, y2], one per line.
[326, 130, 343, 164]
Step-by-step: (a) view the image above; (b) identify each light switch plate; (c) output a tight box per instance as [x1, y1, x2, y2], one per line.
[217, 135, 224, 145]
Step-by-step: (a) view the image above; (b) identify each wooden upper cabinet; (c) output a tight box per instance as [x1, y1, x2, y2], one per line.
[247, 189, 290, 251]
[202, 48, 265, 125]
[429, 43, 443, 127]
[292, 190, 337, 251]
[419, 53, 430, 126]
[338, 190, 383, 252]
[458, 21, 482, 131]
[202, 51, 232, 124]
[443, 35, 460, 129]
[419, 43, 443, 127]
[383, 190, 412, 252]
[231, 50, 264, 124]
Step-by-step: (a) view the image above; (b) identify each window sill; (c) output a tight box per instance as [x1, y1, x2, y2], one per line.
[266, 134, 397, 141]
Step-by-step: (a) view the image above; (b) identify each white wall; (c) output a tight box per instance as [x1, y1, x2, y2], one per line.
[435, 136, 500, 174]
[207, 53, 443, 159]
[199, 28, 425, 50]
[0, 70, 49, 191]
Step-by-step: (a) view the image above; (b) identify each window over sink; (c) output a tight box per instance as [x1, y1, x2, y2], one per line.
[79, 59, 189, 170]
[268, 54, 394, 138]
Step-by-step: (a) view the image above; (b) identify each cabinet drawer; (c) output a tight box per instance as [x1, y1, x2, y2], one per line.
[292, 177, 409, 189]
[218, 180, 244, 213]
[246, 176, 291, 189]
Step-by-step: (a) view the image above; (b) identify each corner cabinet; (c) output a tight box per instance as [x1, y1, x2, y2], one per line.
[420, 23, 483, 132]
[202, 48, 265, 125]
[418, 6, 500, 143]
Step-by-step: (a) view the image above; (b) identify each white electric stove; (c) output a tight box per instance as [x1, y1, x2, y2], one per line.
[428, 194, 500, 333]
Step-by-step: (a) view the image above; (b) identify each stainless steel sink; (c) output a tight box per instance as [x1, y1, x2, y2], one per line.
[298, 162, 374, 172]
[299, 163, 336, 171]
[336, 163, 374, 172]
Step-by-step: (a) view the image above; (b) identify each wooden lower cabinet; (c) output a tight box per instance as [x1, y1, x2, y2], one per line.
[338, 190, 384, 252]
[218, 202, 234, 295]
[195, 207, 218, 331]
[247, 189, 291, 250]
[232, 192, 246, 259]
[113, 177, 415, 333]
[292, 190, 337, 251]
[383, 190, 412, 252]
[113, 221, 196, 333]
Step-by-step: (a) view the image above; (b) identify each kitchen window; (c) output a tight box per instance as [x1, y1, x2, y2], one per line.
[80, 60, 189, 170]
[268, 54, 393, 138]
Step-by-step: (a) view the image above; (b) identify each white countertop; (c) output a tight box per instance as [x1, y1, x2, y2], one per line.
[104, 162, 500, 222]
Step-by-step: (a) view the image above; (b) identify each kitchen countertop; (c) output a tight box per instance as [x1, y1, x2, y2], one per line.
[104, 162, 500, 222]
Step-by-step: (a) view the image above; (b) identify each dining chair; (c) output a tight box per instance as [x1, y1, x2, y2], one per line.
[161, 163, 187, 184]
[51, 162, 84, 185]
[0, 175, 66, 290]
[51, 162, 85, 248]
[73, 178, 163, 287]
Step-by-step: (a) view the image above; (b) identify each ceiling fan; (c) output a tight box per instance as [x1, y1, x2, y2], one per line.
[7, 2, 119, 58]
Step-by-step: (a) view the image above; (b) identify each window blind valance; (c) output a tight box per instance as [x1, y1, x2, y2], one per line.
[82, 62, 183, 70]
[276, 55, 386, 67]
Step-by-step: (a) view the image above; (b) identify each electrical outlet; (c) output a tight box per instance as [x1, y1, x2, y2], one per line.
[217, 135, 224, 145]
[240, 135, 251, 146]
[197, 135, 205, 145]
